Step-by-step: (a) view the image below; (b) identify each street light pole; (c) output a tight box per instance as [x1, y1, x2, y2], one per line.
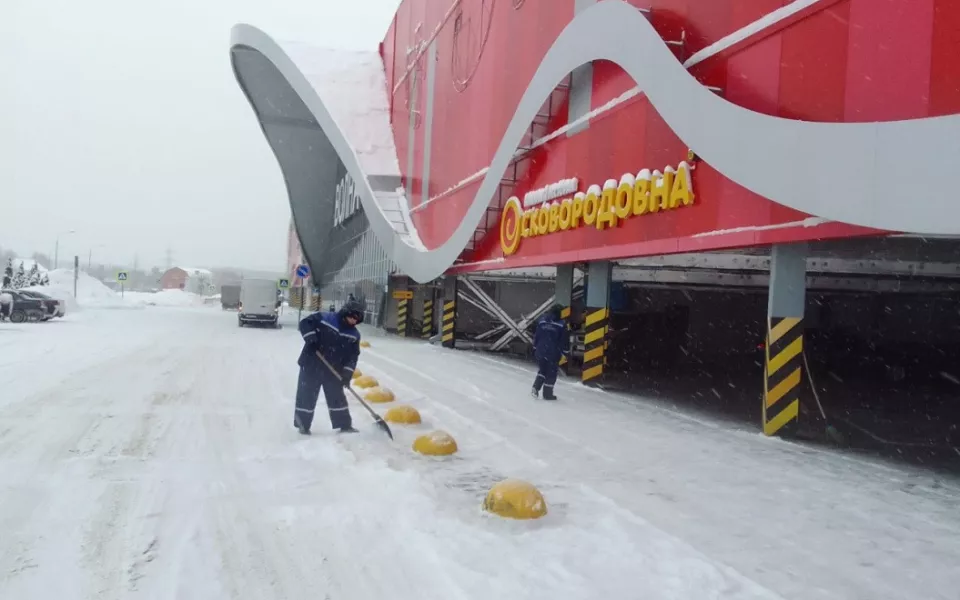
[54, 230, 76, 270]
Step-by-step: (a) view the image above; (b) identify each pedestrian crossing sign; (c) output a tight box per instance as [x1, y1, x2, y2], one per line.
[117, 271, 128, 282]
[278, 278, 290, 289]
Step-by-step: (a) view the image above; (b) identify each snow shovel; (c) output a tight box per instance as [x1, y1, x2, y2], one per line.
[316, 351, 394, 440]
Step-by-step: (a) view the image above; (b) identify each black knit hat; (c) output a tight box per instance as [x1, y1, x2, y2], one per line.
[339, 300, 365, 324]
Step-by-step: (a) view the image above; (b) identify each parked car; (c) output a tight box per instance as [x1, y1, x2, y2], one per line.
[16, 290, 66, 320]
[0, 289, 50, 323]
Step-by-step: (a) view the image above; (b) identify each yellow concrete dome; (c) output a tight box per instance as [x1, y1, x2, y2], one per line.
[384, 405, 422, 424]
[353, 374, 378, 389]
[364, 386, 395, 403]
[351, 368, 363, 380]
[412, 430, 458, 456]
[360, 340, 371, 348]
[482, 479, 548, 520]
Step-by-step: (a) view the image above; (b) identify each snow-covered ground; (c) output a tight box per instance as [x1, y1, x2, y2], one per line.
[1, 308, 959, 600]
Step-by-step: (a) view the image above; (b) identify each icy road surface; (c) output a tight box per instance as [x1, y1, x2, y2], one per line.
[1, 308, 959, 600]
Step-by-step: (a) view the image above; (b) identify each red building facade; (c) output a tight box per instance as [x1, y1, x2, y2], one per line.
[379, 0, 960, 274]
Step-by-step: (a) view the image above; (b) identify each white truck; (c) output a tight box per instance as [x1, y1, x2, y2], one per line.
[238, 279, 281, 328]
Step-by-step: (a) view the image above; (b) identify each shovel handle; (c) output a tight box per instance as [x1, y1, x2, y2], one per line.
[315, 351, 394, 439]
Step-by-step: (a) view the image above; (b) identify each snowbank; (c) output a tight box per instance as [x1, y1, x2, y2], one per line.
[124, 289, 206, 307]
[19, 270, 210, 310]
[22, 269, 130, 310]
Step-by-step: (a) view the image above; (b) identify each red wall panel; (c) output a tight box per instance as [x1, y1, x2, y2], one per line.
[377, 0, 960, 271]
[844, 0, 935, 121]
[929, 0, 960, 116]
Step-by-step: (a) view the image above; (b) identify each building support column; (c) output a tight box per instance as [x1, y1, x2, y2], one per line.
[397, 298, 409, 337]
[388, 275, 411, 336]
[556, 264, 574, 373]
[582, 261, 611, 386]
[421, 288, 435, 340]
[441, 276, 457, 348]
[764, 243, 807, 437]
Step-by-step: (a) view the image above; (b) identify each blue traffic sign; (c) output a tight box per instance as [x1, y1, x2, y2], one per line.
[295, 264, 310, 278]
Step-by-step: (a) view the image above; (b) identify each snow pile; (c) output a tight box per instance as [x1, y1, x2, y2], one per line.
[124, 289, 206, 307]
[22, 269, 129, 310]
[15, 269, 213, 310]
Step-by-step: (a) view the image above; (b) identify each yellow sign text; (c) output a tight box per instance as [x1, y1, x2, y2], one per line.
[500, 162, 695, 256]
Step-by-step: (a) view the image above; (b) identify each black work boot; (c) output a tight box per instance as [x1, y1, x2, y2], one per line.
[295, 415, 311, 435]
[339, 426, 359, 434]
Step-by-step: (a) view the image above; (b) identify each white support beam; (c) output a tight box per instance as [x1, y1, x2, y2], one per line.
[489, 295, 556, 352]
[461, 277, 534, 346]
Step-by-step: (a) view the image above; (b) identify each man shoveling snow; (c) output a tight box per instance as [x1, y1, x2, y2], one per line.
[294, 300, 365, 435]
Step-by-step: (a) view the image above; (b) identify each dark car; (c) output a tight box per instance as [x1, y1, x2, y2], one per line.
[16, 290, 66, 320]
[0, 289, 50, 323]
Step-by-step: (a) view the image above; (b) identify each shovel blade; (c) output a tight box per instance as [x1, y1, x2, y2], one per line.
[376, 417, 394, 440]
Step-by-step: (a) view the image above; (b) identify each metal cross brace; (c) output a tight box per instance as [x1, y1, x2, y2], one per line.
[460, 277, 534, 346]
[484, 277, 584, 352]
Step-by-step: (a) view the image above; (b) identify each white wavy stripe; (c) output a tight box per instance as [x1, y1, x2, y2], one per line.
[232, 0, 960, 284]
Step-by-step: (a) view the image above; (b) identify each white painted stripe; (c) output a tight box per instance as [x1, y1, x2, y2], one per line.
[683, 0, 827, 69]
[691, 217, 829, 238]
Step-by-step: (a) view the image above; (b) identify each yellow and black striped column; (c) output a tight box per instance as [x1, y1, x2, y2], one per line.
[441, 277, 457, 348]
[422, 298, 434, 339]
[763, 316, 803, 436]
[441, 300, 456, 347]
[559, 305, 572, 372]
[581, 307, 608, 385]
[310, 293, 321, 312]
[397, 299, 409, 337]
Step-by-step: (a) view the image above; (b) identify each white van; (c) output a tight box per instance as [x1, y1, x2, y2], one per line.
[238, 279, 280, 328]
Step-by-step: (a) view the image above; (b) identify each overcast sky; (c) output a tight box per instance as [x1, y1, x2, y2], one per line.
[1, 0, 401, 271]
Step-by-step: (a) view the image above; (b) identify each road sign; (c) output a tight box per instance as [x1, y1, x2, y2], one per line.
[295, 264, 310, 278]
[116, 271, 128, 282]
[278, 278, 290, 289]
[392, 290, 413, 300]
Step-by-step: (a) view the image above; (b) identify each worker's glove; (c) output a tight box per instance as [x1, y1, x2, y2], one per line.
[341, 369, 353, 387]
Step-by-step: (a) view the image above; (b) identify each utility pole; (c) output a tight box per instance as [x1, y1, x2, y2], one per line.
[165, 246, 173, 270]
[54, 230, 76, 270]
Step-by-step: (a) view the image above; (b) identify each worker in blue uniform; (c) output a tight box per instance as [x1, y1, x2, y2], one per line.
[295, 300, 365, 434]
[531, 304, 568, 401]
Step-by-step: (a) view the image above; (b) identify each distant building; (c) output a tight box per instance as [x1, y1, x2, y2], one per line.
[160, 267, 213, 293]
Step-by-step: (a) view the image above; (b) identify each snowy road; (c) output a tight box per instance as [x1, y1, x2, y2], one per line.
[1, 307, 959, 600]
